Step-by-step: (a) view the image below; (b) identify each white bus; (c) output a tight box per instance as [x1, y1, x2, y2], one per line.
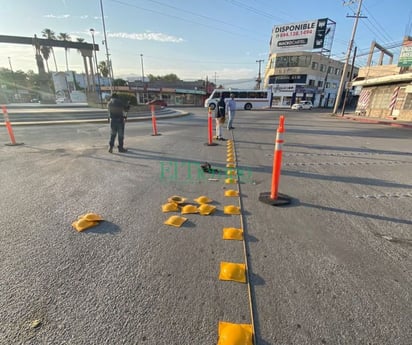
[204, 89, 271, 110]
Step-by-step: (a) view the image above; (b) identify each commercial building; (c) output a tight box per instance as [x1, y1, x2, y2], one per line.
[100, 80, 208, 106]
[350, 37, 412, 121]
[263, 18, 358, 108]
[264, 51, 357, 108]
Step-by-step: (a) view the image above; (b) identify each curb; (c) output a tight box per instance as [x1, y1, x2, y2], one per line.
[0, 111, 190, 127]
[332, 115, 412, 129]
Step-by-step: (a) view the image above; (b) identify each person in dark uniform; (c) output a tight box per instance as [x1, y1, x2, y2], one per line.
[215, 96, 226, 141]
[107, 93, 129, 153]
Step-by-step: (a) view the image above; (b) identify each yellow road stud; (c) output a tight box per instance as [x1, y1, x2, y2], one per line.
[181, 204, 199, 214]
[72, 219, 99, 232]
[218, 322, 253, 345]
[224, 205, 241, 214]
[167, 195, 187, 204]
[226, 163, 236, 168]
[78, 213, 103, 221]
[164, 215, 187, 227]
[222, 227, 243, 240]
[194, 196, 213, 204]
[162, 202, 179, 213]
[226, 158, 235, 163]
[224, 189, 239, 197]
[227, 170, 236, 175]
[198, 204, 216, 215]
[219, 262, 246, 283]
[225, 178, 237, 184]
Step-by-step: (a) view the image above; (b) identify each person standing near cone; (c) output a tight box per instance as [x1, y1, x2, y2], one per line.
[226, 93, 236, 130]
[107, 93, 129, 153]
[215, 96, 226, 141]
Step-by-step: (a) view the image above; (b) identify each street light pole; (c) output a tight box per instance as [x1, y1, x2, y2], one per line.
[100, 0, 113, 95]
[90, 29, 103, 107]
[333, 0, 364, 114]
[140, 54, 147, 102]
[8, 57, 18, 101]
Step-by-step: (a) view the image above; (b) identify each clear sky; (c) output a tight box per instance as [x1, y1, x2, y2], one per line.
[1, 0, 411, 84]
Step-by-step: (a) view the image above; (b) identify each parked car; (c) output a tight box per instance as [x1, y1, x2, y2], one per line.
[30, 98, 40, 103]
[291, 100, 313, 110]
[146, 99, 167, 107]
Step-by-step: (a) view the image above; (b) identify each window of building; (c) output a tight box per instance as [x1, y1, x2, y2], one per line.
[332, 83, 338, 88]
[335, 68, 340, 75]
[275, 55, 312, 68]
[370, 87, 392, 109]
[326, 82, 331, 88]
[312, 62, 318, 70]
[403, 92, 412, 109]
[308, 79, 315, 86]
[328, 66, 333, 73]
[317, 81, 323, 87]
[320, 64, 326, 72]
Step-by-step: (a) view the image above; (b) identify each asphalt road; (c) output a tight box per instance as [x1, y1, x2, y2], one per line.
[1, 108, 411, 345]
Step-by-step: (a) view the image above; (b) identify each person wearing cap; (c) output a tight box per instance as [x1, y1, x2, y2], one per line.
[226, 93, 236, 130]
[107, 93, 129, 153]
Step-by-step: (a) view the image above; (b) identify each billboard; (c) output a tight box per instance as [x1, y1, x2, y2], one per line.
[398, 39, 412, 67]
[270, 18, 329, 53]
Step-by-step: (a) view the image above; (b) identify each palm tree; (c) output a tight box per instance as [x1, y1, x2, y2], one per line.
[41, 28, 58, 71]
[40, 46, 51, 73]
[58, 32, 71, 71]
[98, 61, 109, 78]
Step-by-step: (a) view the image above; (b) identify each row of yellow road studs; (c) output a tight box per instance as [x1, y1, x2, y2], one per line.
[160, 138, 253, 344]
[218, 139, 253, 345]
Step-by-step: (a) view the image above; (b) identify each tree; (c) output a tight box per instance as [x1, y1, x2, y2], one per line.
[147, 73, 181, 82]
[98, 61, 109, 78]
[41, 28, 58, 71]
[58, 32, 71, 71]
[113, 78, 127, 86]
[40, 46, 51, 73]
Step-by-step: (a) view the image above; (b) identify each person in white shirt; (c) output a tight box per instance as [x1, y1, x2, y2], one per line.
[226, 93, 236, 130]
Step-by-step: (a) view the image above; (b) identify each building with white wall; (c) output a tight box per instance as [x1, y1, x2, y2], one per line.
[264, 51, 358, 108]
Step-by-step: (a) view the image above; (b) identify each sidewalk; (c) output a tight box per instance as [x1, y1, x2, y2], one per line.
[332, 112, 412, 129]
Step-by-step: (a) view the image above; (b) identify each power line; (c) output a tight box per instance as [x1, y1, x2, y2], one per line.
[362, 4, 394, 43]
[223, 0, 292, 22]
[144, 0, 260, 35]
[108, 0, 267, 42]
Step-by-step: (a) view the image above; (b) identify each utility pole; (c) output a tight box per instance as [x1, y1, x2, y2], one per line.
[332, 0, 366, 114]
[100, 0, 113, 95]
[341, 46, 357, 115]
[90, 28, 103, 107]
[255, 59, 264, 90]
